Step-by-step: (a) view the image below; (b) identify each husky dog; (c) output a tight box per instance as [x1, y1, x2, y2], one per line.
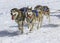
[34, 5, 43, 28]
[34, 5, 50, 28]
[42, 6, 50, 22]
[10, 8, 25, 34]
[25, 7, 35, 32]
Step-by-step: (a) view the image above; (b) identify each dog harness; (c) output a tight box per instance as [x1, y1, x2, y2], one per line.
[32, 10, 38, 17]
[43, 7, 48, 12]
[26, 17, 33, 23]
[26, 12, 33, 23]
[20, 7, 27, 14]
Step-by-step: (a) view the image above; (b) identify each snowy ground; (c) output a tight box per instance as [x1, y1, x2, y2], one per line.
[0, 0, 60, 43]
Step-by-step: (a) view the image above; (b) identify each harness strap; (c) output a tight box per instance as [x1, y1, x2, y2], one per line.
[43, 7, 49, 12]
[32, 10, 38, 17]
[26, 13, 33, 23]
[27, 14, 33, 19]
[26, 17, 33, 23]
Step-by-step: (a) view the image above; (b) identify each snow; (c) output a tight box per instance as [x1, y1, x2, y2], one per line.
[0, 0, 60, 43]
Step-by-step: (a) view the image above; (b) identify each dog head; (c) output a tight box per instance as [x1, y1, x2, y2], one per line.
[26, 7, 33, 18]
[10, 8, 19, 20]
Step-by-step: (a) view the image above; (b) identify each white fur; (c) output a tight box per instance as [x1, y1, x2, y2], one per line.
[37, 9, 41, 12]
[12, 12, 18, 16]
[28, 12, 33, 16]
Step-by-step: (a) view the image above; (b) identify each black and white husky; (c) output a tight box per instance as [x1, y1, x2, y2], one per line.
[10, 8, 25, 34]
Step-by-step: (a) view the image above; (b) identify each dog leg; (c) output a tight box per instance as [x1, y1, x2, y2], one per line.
[39, 16, 43, 28]
[18, 21, 23, 34]
[48, 13, 50, 23]
[46, 12, 50, 23]
[37, 17, 40, 29]
[29, 23, 34, 33]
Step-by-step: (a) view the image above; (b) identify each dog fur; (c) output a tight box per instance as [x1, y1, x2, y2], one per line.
[11, 8, 25, 34]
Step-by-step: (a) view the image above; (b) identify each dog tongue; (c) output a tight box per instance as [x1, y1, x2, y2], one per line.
[12, 16, 14, 20]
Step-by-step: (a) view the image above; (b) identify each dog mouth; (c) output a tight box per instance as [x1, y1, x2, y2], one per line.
[11, 12, 18, 20]
[12, 15, 14, 20]
[11, 13, 15, 20]
[11, 13, 17, 20]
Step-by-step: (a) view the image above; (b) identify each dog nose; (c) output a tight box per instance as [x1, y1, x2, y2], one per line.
[11, 13, 12, 15]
